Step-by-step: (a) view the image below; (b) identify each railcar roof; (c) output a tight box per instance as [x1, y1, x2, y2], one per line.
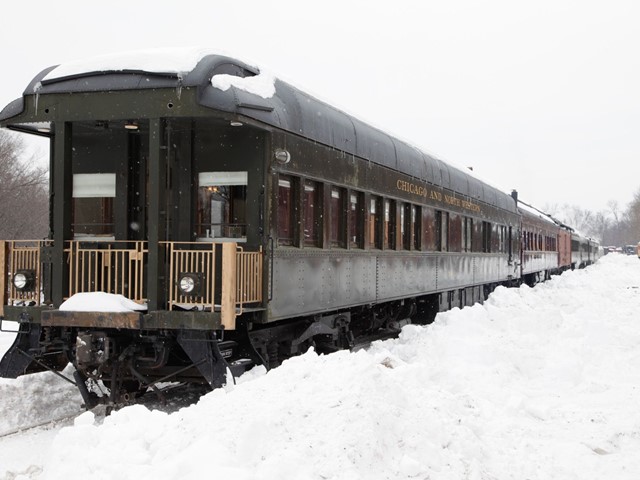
[0, 48, 517, 213]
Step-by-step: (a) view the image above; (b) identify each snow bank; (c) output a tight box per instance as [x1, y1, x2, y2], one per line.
[2, 254, 640, 479]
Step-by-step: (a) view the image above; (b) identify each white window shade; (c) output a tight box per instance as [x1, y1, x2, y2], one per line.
[199, 171, 248, 186]
[73, 173, 116, 198]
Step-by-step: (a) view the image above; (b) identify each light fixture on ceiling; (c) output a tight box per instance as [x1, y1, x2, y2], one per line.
[124, 121, 139, 130]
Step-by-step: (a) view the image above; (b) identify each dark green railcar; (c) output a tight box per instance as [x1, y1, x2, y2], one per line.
[0, 50, 523, 407]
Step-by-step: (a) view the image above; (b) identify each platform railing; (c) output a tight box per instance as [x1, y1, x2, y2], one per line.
[0, 240, 50, 311]
[66, 240, 148, 304]
[236, 246, 263, 309]
[163, 241, 263, 328]
[1, 239, 263, 326]
[165, 241, 217, 310]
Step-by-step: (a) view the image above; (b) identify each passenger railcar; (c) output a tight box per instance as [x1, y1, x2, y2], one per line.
[570, 233, 601, 269]
[514, 199, 578, 285]
[0, 50, 594, 407]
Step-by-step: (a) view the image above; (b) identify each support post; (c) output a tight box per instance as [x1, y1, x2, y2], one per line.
[52, 122, 72, 307]
[221, 242, 237, 330]
[147, 119, 165, 311]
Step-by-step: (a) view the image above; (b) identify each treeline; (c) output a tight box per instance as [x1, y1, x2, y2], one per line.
[0, 130, 49, 239]
[545, 195, 640, 247]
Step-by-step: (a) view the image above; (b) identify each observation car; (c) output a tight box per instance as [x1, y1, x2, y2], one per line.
[0, 49, 596, 407]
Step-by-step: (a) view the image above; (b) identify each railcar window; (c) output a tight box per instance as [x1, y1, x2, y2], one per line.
[303, 180, 321, 247]
[330, 187, 346, 248]
[422, 207, 437, 251]
[349, 192, 364, 248]
[384, 199, 396, 249]
[412, 205, 421, 250]
[491, 224, 501, 252]
[473, 220, 483, 253]
[482, 221, 492, 253]
[197, 171, 247, 240]
[401, 203, 414, 250]
[508, 226, 513, 260]
[72, 173, 116, 238]
[449, 213, 462, 253]
[437, 210, 449, 252]
[498, 226, 507, 253]
[369, 196, 383, 249]
[277, 176, 294, 246]
[462, 217, 473, 252]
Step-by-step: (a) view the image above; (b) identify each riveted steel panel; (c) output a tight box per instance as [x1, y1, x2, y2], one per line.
[375, 254, 437, 300]
[269, 250, 376, 321]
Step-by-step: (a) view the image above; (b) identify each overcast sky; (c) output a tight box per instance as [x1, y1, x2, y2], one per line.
[1, 0, 638, 213]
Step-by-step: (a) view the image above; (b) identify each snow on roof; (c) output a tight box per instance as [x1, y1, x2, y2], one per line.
[41, 46, 276, 99]
[517, 200, 553, 220]
[42, 47, 241, 82]
[211, 72, 275, 99]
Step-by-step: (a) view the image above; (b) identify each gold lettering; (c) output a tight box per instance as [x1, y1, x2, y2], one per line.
[396, 178, 482, 213]
[396, 179, 428, 198]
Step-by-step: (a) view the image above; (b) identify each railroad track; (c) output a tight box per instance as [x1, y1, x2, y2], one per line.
[0, 410, 87, 439]
[0, 382, 209, 439]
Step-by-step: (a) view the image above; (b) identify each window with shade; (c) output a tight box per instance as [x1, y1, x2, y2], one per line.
[330, 187, 346, 248]
[72, 173, 116, 238]
[277, 176, 294, 246]
[449, 213, 462, 252]
[384, 199, 396, 249]
[411, 205, 421, 250]
[197, 171, 247, 240]
[303, 180, 320, 247]
[349, 192, 363, 248]
[369, 196, 382, 249]
[437, 210, 449, 252]
[462, 217, 473, 252]
[422, 207, 437, 251]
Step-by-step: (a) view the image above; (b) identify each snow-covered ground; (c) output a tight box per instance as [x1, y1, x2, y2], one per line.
[1, 253, 640, 479]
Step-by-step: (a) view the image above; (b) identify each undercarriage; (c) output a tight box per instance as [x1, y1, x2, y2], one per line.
[0, 298, 434, 409]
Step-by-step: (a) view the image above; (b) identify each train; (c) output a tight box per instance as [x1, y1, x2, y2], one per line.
[0, 49, 601, 408]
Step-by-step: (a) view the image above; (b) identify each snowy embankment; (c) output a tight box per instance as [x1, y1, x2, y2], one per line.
[1, 254, 640, 479]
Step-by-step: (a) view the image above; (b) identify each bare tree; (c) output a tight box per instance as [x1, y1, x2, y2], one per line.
[625, 189, 640, 244]
[0, 130, 49, 239]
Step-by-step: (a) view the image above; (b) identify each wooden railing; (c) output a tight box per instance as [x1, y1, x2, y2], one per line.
[165, 241, 218, 310]
[236, 246, 263, 307]
[163, 242, 263, 328]
[66, 240, 148, 304]
[1, 240, 263, 327]
[1, 240, 49, 309]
